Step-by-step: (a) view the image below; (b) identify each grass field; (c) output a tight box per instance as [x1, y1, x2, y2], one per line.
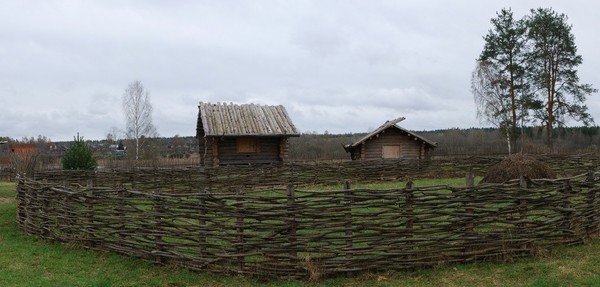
[1, 180, 600, 286]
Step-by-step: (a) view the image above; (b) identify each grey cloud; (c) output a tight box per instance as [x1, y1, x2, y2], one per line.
[1, 1, 598, 141]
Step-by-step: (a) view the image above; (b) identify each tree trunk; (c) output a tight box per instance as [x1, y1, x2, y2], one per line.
[547, 99, 553, 139]
[509, 51, 518, 154]
[506, 127, 512, 155]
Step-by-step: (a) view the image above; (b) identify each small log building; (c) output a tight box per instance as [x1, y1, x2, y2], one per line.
[344, 117, 437, 160]
[0, 143, 36, 165]
[0, 141, 8, 165]
[197, 102, 299, 167]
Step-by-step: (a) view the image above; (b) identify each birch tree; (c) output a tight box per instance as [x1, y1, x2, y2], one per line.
[472, 61, 513, 153]
[475, 8, 528, 153]
[122, 80, 158, 160]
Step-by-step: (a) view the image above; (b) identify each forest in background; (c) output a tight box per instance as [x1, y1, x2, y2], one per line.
[3, 126, 600, 165]
[288, 126, 600, 161]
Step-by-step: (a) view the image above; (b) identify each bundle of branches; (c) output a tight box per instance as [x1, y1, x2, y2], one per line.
[10, 153, 39, 177]
[480, 153, 556, 183]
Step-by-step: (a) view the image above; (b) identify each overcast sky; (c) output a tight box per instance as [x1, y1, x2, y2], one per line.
[1, 1, 598, 141]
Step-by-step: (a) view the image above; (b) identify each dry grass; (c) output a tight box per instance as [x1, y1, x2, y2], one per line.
[303, 256, 324, 282]
[480, 153, 556, 183]
[0, 197, 14, 204]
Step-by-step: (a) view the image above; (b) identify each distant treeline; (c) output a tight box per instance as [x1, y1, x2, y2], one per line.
[4, 126, 599, 164]
[288, 126, 600, 161]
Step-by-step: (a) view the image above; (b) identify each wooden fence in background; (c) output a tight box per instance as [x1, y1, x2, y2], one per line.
[28, 153, 600, 191]
[0, 167, 15, 181]
[16, 167, 600, 279]
[97, 156, 200, 169]
[4, 153, 599, 187]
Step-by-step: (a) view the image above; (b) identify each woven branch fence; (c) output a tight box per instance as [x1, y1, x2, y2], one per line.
[0, 167, 15, 181]
[25, 154, 600, 192]
[16, 166, 600, 279]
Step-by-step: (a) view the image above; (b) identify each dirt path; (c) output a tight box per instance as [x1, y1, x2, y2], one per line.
[0, 198, 14, 204]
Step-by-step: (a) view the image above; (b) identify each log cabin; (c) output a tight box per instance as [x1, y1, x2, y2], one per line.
[344, 117, 437, 160]
[197, 102, 299, 167]
[0, 141, 8, 165]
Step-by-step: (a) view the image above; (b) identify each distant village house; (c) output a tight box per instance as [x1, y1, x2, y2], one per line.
[108, 142, 127, 158]
[196, 102, 299, 167]
[344, 117, 437, 160]
[0, 142, 37, 165]
[0, 141, 8, 165]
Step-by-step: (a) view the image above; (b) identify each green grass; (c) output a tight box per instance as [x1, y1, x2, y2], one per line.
[308, 177, 478, 191]
[0, 181, 15, 198]
[1, 181, 599, 286]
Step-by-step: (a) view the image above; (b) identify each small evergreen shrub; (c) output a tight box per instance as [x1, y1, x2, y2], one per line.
[62, 133, 97, 170]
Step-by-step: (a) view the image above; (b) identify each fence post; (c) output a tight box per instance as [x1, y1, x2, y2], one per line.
[404, 181, 414, 239]
[20, 178, 34, 232]
[171, 167, 176, 193]
[198, 187, 207, 261]
[15, 177, 26, 229]
[131, 170, 136, 189]
[287, 184, 297, 263]
[61, 182, 75, 242]
[154, 190, 166, 265]
[235, 187, 245, 272]
[465, 173, 475, 235]
[585, 170, 599, 237]
[344, 181, 353, 258]
[562, 180, 574, 242]
[86, 186, 95, 248]
[464, 173, 475, 259]
[116, 187, 126, 244]
[519, 176, 529, 252]
[40, 185, 49, 238]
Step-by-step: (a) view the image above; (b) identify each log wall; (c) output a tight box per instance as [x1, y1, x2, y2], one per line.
[198, 136, 287, 166]
[357, 129, 432, 160]
[217, 137, 281, 164]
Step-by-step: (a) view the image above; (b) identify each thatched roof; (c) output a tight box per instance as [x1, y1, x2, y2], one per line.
[344, 117, 438, 150]
[197, 102, 299, 137]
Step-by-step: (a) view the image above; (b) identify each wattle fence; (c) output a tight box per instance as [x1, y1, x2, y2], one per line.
[21, 153, 600, 190]
[0, 166, 15, 181]
[15, 159, 600, 279]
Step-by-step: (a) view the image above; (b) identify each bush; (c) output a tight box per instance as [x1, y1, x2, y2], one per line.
[10, 152, 39, 176]
[62, 133, 97, 170]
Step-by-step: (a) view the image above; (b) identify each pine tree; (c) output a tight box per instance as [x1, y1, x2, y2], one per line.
[62, 133, 97, 170]
[526, 8, 596, 148]
[474, 7, 595, 151]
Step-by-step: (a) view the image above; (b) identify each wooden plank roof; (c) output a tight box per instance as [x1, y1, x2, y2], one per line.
[198, 102, 299, 137]
[345, 117, 438, 149]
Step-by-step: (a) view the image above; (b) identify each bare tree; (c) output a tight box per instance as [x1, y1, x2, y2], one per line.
[122, 80, 158, 160]
[106, 126, 123, 144]
[472, 61, 513, 154]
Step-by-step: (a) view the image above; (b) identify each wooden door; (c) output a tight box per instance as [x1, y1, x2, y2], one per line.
[382, 145, 401, 159]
